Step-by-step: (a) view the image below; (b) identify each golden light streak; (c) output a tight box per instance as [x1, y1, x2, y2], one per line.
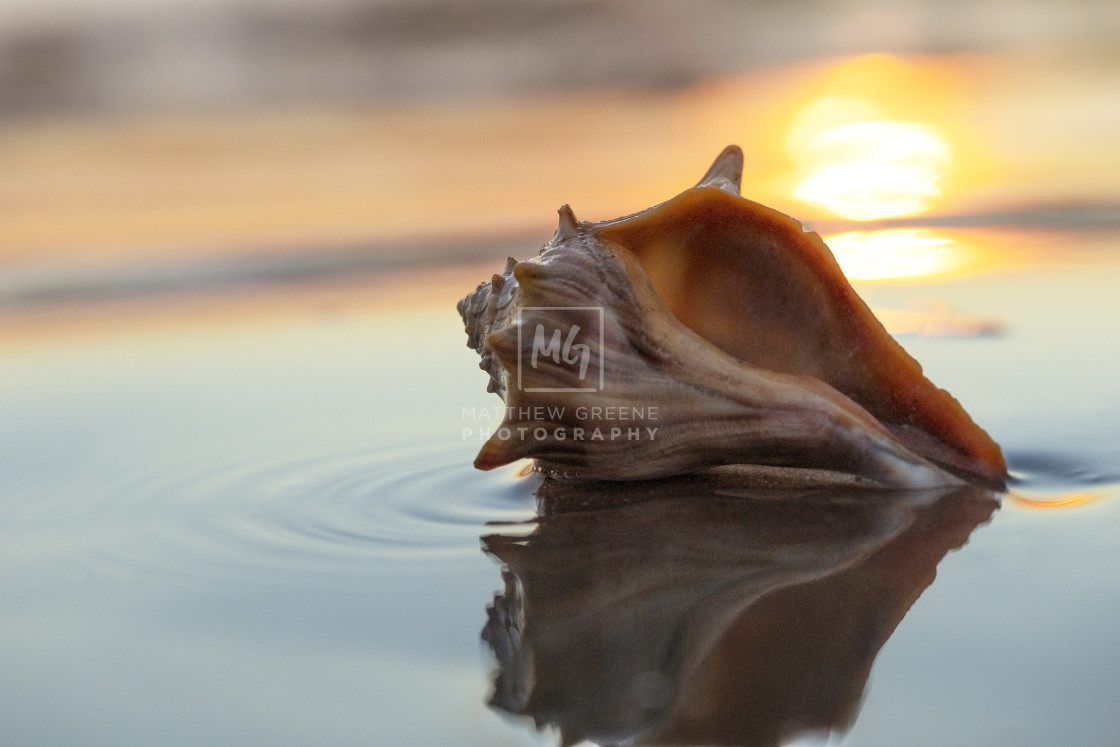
[824, 229, 962, 281]
[1007, 492, 1101, 510]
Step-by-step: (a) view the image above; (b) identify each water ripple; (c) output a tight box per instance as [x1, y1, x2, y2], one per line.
[27, 441, 1117, 582]
[3, 442, 540, 584]
[1006, 448, 1120, 489]
[217, 447, 540, 569]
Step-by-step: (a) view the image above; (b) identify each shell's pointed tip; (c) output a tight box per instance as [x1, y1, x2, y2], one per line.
[556, 204, 579, 239]
[474, 440, 515, 471]
[473, 454, 500, 471]
[696, 144, 743, 195]
[512, 260, 542, 286]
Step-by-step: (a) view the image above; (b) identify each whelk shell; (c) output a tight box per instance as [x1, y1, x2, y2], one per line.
[457, 146, 1006, 489]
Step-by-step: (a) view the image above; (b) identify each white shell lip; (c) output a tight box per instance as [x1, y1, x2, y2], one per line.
[458, 146, 1007, 490]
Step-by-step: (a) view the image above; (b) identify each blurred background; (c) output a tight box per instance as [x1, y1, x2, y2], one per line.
[1, 0, 1119, 329]
[2, 7, 1119, 745]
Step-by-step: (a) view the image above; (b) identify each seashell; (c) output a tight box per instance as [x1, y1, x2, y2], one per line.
[457, 146, 1006, 489]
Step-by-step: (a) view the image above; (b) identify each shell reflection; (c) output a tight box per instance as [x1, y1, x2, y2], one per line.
[482, 479, 998, 746]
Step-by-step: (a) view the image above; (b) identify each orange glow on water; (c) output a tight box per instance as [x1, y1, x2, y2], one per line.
[824, 229, 963, 280]
[1008, 492, 1101, 510]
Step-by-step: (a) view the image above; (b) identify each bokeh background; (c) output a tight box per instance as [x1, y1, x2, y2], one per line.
[3, 5, 1120, 745]
[2, 0, 1119, 329]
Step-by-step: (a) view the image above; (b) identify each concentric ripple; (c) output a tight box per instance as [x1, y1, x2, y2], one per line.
[1006, 448, 1120, 489]
[1004, 447, 1120, 510]
[12, 441, 1115, 583]
[210, 443, 541, 570]
[0, 441, 541, 584]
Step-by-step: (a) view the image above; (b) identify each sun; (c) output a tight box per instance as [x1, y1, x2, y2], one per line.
[787, 95, 952, 221]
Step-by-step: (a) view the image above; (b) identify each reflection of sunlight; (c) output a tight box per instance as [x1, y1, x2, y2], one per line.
[1008, 492, 1100, 510]
[825, 229, 961, 280]
[787, 96, 952, 221]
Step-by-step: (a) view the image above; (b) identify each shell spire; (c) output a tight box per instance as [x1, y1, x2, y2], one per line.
[695, 144, 743, 195]
[556, 204, 580, 240]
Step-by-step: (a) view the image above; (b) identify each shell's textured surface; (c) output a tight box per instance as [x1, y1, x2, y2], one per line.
[457, 145, 1006, 489]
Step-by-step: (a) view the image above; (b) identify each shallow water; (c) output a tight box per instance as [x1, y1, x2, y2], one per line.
[1, 229, 1119, 745]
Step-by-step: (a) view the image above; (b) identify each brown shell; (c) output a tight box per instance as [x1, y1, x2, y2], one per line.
[457, 145, 1006, 488]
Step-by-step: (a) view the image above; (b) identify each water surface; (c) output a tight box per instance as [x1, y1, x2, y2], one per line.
[0, 229, 1118, 745]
